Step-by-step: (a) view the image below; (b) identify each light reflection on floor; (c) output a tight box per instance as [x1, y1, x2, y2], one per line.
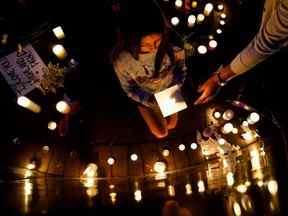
[0, 101, 286, 215]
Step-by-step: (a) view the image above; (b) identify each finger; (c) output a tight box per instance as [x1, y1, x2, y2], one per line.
[202, 95, 213, 104]
[197, 85, 204, 93]
[194, 91, 208, 105]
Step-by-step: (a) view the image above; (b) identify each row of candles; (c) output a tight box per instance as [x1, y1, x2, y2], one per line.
[170, 2, 226, 27]
[169, 1, 227, 55]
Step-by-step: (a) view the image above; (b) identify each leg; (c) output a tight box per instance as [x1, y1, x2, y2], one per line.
[166, 113, 178, 130]
[137, 105, 168, 139]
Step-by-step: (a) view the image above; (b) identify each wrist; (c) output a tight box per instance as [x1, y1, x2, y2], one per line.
[220, 65, 236, 82]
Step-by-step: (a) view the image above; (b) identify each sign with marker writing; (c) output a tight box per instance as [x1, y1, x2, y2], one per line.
[0, 44, 46, 95]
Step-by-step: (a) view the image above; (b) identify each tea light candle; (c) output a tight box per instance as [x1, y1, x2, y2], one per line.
[204, 3, 214, 16]
[17, 96, 41, 113]
[175, 0, 183, 9]
[216, 28, 222, 34]
[52, 26, 65, 39]
[48, 121, 57, 130]
[191, 1, 197, 8]
[220, 13, 227, 19]
[56, 101, 71, 114]
[171, 17, 180, 26]
[209, 40, 217, 48]
[187, 15, 196, 27]
[197, 45, 207, 54]
[217, 4, 224, 11]
[52, 44, 67, 60]
[197, 14, 205, 23]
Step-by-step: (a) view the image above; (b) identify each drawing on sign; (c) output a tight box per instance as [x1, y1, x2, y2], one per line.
[0, 44, 46, 96]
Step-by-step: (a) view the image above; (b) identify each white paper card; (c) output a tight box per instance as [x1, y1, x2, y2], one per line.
[154, 84, 187, 117]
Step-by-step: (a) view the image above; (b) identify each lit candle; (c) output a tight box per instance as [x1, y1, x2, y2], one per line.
[187, 15, 196, 27]
[236, 184, 247, 193]
[48, 121, 57, 130]
[213, 111, 221, 119]
[162, 149, 170, 157]
[218, 138, 226, 145]
[1, 34, 8, 45]
[197, 45, 207, 54]
[233, 202, 241, 216]
[178, 144, 186, 151]
[107, 157, 115, 165]
[154, 161, 166, 173]
[208, 39, 218, 49]
[247, 112, 260, 124]
[52, 44, 67, 60]
[17, 96, 41, 113]
[268, 180, 278, 195]
[56, 101, 71, 114]
[220, 13, 227, 19]
[134, 190, 142, 202]
[52, 26, 65, 39]
[191, 1, 197, 8]
[185, 183, 193, 195]
[217, 4, 224, 11]
[197, 14, 205, 23]
[222, 123, 233, 134]
[204, 3, 214, 16]
[226, 172, 234, 186]
[223, 109, 234, 120]
[197, 180, 205, 192]
[168, 185, 175, 197]
[175, 0, 183, 9]
[216, 28, 222, 34]
[220, 20, 226, 25]
[171, 17, 180, 26]
[130, 153, 138, 161]
[190, 142, 198, 150]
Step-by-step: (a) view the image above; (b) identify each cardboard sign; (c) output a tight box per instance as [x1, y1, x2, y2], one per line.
[0, 44, 46, 95]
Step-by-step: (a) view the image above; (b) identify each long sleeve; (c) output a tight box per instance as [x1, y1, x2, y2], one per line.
[230, 0, 288, 75]
[113, 60, 152, 106]
[171, 47, 187, 85]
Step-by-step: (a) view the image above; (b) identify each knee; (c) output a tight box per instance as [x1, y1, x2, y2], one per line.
[152, 128, 168, 139]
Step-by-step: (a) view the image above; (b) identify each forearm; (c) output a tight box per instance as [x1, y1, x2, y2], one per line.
[230, 0, 288, 75]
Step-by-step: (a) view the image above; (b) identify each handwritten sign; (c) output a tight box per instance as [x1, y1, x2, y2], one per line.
[0, 44, 46, 96]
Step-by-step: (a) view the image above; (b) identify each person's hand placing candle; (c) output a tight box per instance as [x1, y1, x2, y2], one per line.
[194, 65, 236, 105]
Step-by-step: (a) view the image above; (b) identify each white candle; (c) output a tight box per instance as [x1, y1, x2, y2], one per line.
[204, 3, 214, 16]
[197, 14, 205, 23]
[175, 0, 183, 8]
[52, 26, 65, 39]
[17, 96, 41, 113]
[209, 39, 218, 48]
[191, 1, 197, 8]
[48, 121, 57, 130]
[220, 20, 226, 25]
[220, 13, 227, 19]
[217, 4, 224, 11]
[187, 15, 196, 27]
[56, 101, 71, 114]
[197, 45, 207, 54]
[171, 17, 180, 26]
[216, 28, 222, 34]
[52, 44, 67, 60]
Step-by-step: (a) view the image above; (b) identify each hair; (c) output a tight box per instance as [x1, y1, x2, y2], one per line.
[111, 0, 175, 78]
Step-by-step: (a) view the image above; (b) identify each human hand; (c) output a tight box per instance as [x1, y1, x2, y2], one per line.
[194, 74, 220, 105]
